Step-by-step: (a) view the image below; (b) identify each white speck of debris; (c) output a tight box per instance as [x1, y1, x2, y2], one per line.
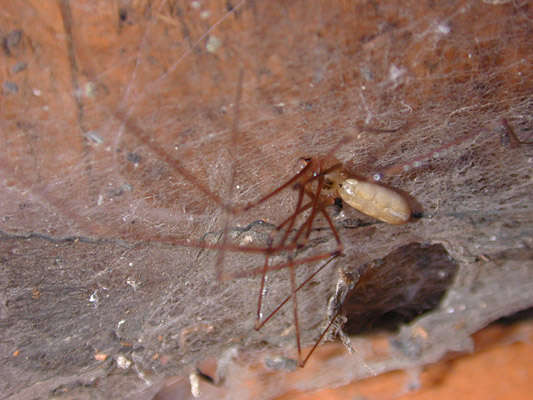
[189, 373, 201, 398]
[200, 10, 210, 19]
[126, 277, 139, 291]
[128, 262, 133, 267]
[191, 1, 201, 9]
[206, 35, 221, 53]
[89, 290, 99, 307]
[86, 131, 103, 145]
[32, 88, 42, 96]
[85, 82, 96, 97]
[116, 355, 132, 369]
[436, 22, 450, 35]
[388, 64, 405, 82]
[240, 233, 254, 245]
[276, 102, 285, 107]
[97, 194, 104, 206]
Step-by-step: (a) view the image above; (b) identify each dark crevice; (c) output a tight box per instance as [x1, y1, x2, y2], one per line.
[341, 242, 458, 334]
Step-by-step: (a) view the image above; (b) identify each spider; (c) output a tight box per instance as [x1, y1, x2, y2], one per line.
[117, 99, 414, 366]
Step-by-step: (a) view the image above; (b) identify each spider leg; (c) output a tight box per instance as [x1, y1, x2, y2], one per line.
[288, 255, 303, 365]
[242, 161, 315, 212]
[253, 180, 345, 366]
[256, 185, 305, 328]
[300, 268, 356, 367]
[304, 174, 325, 240]
[300, 302, 344, 367]
[255, 255, 338, 330]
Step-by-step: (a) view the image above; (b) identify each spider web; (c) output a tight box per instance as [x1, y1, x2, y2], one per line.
[1, 1, 533, 398]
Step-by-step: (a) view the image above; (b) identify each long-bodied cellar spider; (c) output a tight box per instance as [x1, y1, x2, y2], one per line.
[115, 71, 419, 368]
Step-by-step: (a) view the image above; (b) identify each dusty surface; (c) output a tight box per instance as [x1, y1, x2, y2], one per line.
[1, 0, 532, 399]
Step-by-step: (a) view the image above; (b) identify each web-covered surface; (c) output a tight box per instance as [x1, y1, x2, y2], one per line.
[1, 1, 532, 399]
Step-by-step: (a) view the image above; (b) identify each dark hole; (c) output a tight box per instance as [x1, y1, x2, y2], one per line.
[119, 8, 128, 22]
[342, 242, 458, 334]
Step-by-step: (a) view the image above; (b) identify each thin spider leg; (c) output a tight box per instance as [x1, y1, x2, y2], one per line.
[304, 174, 325, 240]
[319, 207, 343, 250]
[242, 161, 315, 212]
[256, 181, 341, 328]
[295, 187, 343, 251]
[255, 255, 338, 330]
[256, 240, 272, 327]
[301, 266, 382, 367]
[276, 183, 306, 249]
[300, 302, 344, 367]
[288, 255, 303, 366]
[290, 208, 318, 246]
[264, 189, 329, 266]
[287, 187, 328, 246]
[114, 109, 235, 213]
[278, 203, 319, 257]
[228, 249, 342, 279]
[276, 201, 313, 231]
[256, 183, 307, 326]
[300, 265, 362, 367]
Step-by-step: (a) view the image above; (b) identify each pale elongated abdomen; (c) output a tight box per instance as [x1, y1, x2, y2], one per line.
[339, 178, 411, 225]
